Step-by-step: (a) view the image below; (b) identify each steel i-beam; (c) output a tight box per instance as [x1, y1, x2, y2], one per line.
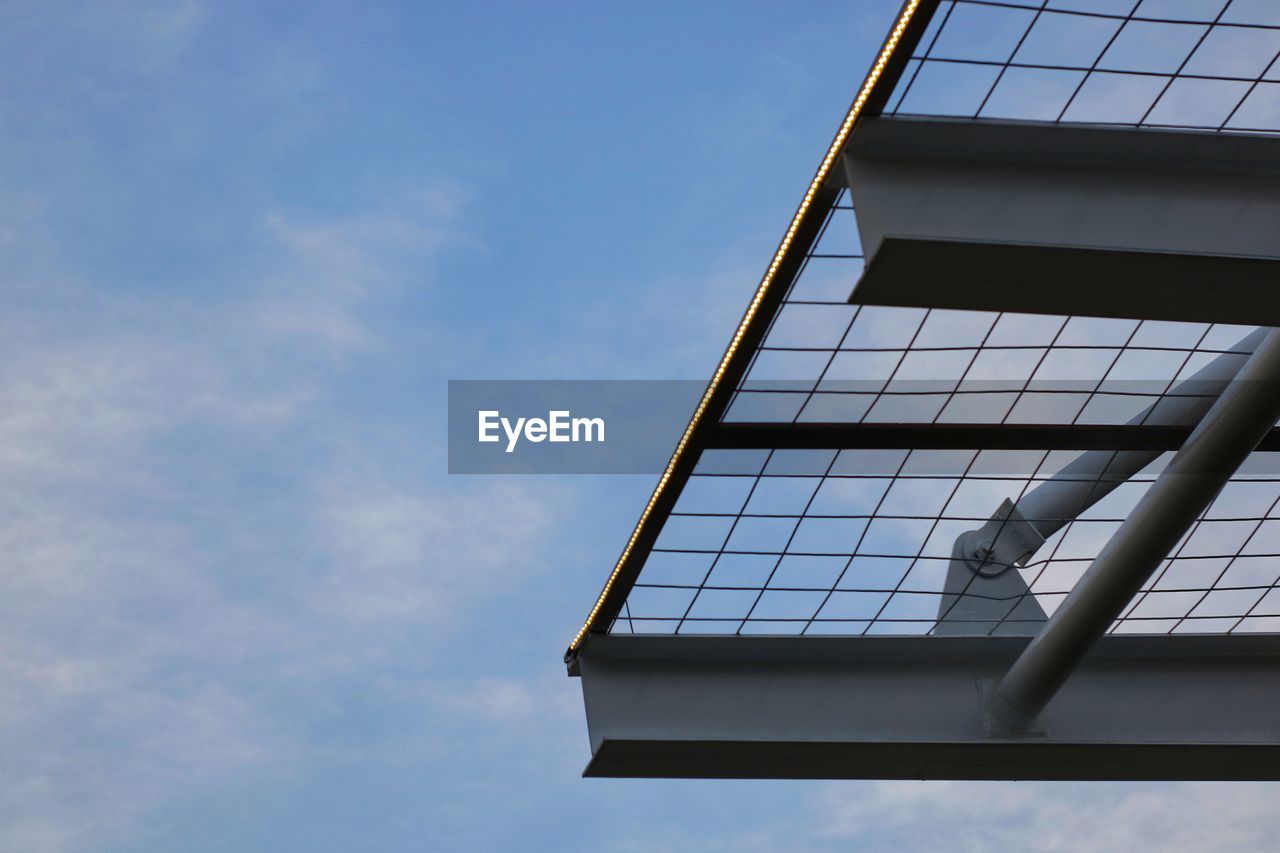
[842, 118, 1280, 325]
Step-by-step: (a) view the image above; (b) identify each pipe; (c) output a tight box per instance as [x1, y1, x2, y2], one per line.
[936, 328, 1265, 634]
[1015, 327, 1269, 542]
[989, 327, 1280, 732]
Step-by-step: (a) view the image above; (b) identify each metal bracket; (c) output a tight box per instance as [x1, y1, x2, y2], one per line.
[959, 499, 1046, 578]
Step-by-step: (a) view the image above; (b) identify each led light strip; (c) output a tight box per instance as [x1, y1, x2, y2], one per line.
[566, 0, 925, 658]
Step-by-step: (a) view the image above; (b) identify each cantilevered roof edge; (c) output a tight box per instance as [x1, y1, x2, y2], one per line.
[564, 0, 943, 665]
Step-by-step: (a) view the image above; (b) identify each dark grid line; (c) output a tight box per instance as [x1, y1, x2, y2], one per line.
[726, 190, 859, 416]
[1133, 2, 1232, 128]
[732, 448, 844, 634]
[859, 448, 984, 633]
[797, 445, 917, 634]
[636, 580, 1280, 596]
[683, 472, 1280, 483]
[1162, 498, 1276, 632]
[883, 0, 1280, 135]
[911, 56, 1269, 85]
[1048, 2, 1133, 124]
[1220, 47, 1280, 129]
[670, 450, 773, 635]
[973, 0, 1052, 118]
[952, 0, 1280, 30]
[620, 612, 1280, 625]
[888, 0, 959, 115]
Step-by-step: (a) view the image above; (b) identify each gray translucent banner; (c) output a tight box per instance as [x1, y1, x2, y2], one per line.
[448, 379, 1280, 475]
[448, 380, 705, 474]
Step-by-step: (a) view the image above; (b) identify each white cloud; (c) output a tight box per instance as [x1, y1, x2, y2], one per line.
[818, 780, 1280, 852]
[308, 478, 566, 628]
[253, 198, 463, 351]
[0, 179, 570, 849]
[435, 676, 579, 724]
[0, 1, 207, 79]
[0, 475, 281, 850]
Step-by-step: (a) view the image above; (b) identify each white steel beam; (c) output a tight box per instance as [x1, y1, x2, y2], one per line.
[842, 117, 1280, 324]
[575, 635, 1280, 779]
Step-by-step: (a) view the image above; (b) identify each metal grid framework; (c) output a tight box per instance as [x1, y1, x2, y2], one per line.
[604, 0, 1280, 640]
[888, 0, 1280, 133]
[617, 188, 1280, 637]
[728, 191, 1259, 428]
[617, 447, 1280, 636]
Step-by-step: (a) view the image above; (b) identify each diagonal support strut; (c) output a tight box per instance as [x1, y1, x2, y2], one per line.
[989, 327, 1280, 732]
[936, 328, 1269, 636]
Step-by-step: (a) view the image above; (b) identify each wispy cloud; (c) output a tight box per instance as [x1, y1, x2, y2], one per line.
[254, 198, 463, 350]
[308, 478, 565, 628]
[0, 173, 569, 849]
[0, 0, 206, 78]
[818, 780, 1280, 852]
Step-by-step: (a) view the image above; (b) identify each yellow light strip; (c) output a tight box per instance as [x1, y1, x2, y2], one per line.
[566, 0, 924, 657]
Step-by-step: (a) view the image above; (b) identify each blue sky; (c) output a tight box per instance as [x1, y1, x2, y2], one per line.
[3, 1, 1279, 850]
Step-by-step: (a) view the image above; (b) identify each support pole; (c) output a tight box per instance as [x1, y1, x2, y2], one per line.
[1014, 330, 1267, 541]
[936, 328, 1266, 634]
[989, 327, 1280, 731]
